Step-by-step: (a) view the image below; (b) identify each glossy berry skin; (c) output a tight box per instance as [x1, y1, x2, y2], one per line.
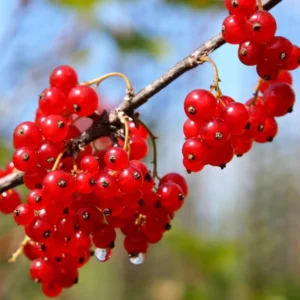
[184, 90, 217, 122]
[129, 136, 149, 160]
[30, 258, 54, 283]
[13, 121, 42, 150]
[92, 224, 116, 248]
[67, 85, 99, 116]
[183, 119, 204, 139]
[14, 204, 35, 225]
[263, 82, 295, 117]
[39, 87, 66, 115]
[23, 240, 44, 261]
[160, 173, 188, 196]
[231, 133, 253, 156]
[201, 118, 230, 147]
[224, 0, 256, 16]
[206, 142, 234, 169]
[0, 190, 21, 214]
[284, 45, 300, 70]
[221, 102, 250, 135]
[222, 15, 246, 45]
[129, 121, 149, 139]
[13, 147, 38, 172]
[37, 142, 62, 169]
[246, 104, 267, 139]
[27, 189, 49, 210]
[246, 10, 277, 44]
[26, 218, 53, 242]
[256, 59, 280, 81]
[124, 231, 149, 255]
[263, 36, 293, 67]
[157, 182, 185, 212]
[23, 167, 48, 190]
[254, 117, 278, 143]
[40, 115, 69, 142]
[42, 281, 62, 298]
[75, 172, 95, 194]
[95, 171, 120, 198]
[104, 147, 129, 171]
[259, 71, 293, 94]
[182, 137, 208, 164]
[238, 41, 262, 66]
[118, 165, 144, 194]
[80, 155, 99, 174]
[49, 65, 78, 95]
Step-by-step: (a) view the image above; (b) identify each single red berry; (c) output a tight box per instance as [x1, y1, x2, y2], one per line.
[224, 0, 256, 16]
[129, 136, 149, 160]
[13, 147, 38, 172]
[67, 85, 99, 116]
[104, 147, 129, 171]
[94, 171, 120, 198]
[77, 207, 103, 234]
[40, 115, 69, 142]
[222, 15, 247, 45]
[205, 142, 234, 169]
[92, 224, 116, 249]
[160, 173, 188, 196]
[246, 10, 277, 44]
[37, 141, 63, 169]
[23, 240, 44, 261]
[80, 155, 100, 174]
[263, 36, 293, 67]
[39, 87, 67, 115]
[221, 102, 250, 135]
[256, 59, 280, 81]
[124, 231, 149, 255]
[26, 218, 53, 242]
[183, 119, 203, 138]
[201, 118, 230, 147]
[254, 117, 278, 143]
[246, 103, 267, 139]
[118, 165, 144, 194]
[182, 137, 208, 164]
[231, 133, 253, 157]
[284, 45, 300, 71]
[42, 281, 62, 298]
[259, 70, 293, 94]
[263, 82, 295, 117]
[30, 258, 54, 283]
[14, 204, 35, 225]
[129, 121, 149, 139]
[184, 89, 217, 122]
[56, 214, 79, 238]
[238, 41, 263, 66]
[13, 121, 43, 150]
[75, 172, 96, 194]
[27, 189, 49, 210]
[0, 190, 21, 214]
[24, 167, 48, 190]
[157, 182, 185, 212]
[49, 65, 78, 95]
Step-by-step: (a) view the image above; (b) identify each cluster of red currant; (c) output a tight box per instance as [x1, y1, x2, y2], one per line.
[181, 0, 298, 173]
[222, 0, 299, 77]
[0, 66, 188, 298]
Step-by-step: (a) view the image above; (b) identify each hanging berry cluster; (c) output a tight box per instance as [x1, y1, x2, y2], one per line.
[0, 65, 188, 298]
[181, 0, 298, 172]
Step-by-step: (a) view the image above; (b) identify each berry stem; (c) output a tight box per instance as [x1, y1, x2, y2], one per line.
[51, 152, 64, 171]
[120, 115, 130, 152]
[8, 235, 30, 263]
[199, 56, 223, 98]
[137, 119, 161, 180]
[258, 0, 264, 10]
[83, 72, 134, 96]
[252, 77, 263, 104]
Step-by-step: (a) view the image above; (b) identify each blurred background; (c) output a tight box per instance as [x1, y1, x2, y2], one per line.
[0, 0, 300, 299]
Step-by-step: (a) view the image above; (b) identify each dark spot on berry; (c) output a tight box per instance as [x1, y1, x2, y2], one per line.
[82, 212, 90, 220]
[267, 136, 274, 142]
[138, 199, 145, 206]
[144, 172, 152, 182]
[221, 25, 225, 33]
[133, 172, 141, 179]
[220, 164, 226, 170]
[178, 193, 184, 201]
[109, 155, 116, 163]
[187, 154, 195, 161]
[14, 209, 20, 216]
[103, 208, 112, 216]
[63, 207, 69, 214]
[215, 132, 223, 140]
[74, 223, 80, 230]
[186, 169, 192, 174]
[263, 75, 271, 81]
[109, 241, 115, 249]
[253, 23, 261, 31]
[55, 257, 62, 262]
[288, 106, 293, 113]
[100, 179, 109, 187]
[165, 224, 172, 231]
[129, 253, 139, 258]
[36, 183, 42, 189]
[43, 230, 51, 238]
[89, 179, 96, 186]
[245, 122, 251, 130]
[280, 52, 287, 60]
[74, 277, 79, 284]
[155, 201, 161, 209]
[40, 244, 46, 251]
[78, 257, 85, 264]
[236, 154, 243, 158]
[231, 0, 238, 7]
[18, 127, 25, 135]
[188, 106, 196, 115]
[90, 250, 95, 256]
[34, 195, 42, 203]
[57, 120, 65, 128]
[240, 47, 247, 56]
[22, 153, 29, 161]
[257, 124, 264, 132]
[73, 104, 81, 112]
[47, 157, 55, 164]
[58, 179, 67, 188]
[34, 278, 40, 284]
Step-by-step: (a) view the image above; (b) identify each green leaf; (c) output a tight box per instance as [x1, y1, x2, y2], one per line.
[165, 0, 223, 9]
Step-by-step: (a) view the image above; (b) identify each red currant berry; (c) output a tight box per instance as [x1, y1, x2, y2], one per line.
[37, 141, 62, 169]
[39, 87, 66, 115]
[14, 204, 35, 225]
[206, 142, 234, 169]
[183, 119, 203, 138]
[92, 224, 116, 249]
[254, 117, 278, 143]
[238, 41, 263, 66]
[222, 15, 247, 45]
[49, 65, 78, 94]
[284, 45, 300, 71]
[0, 190, 21, 214]
[27, 189, 49, 210]
[42, 281, 62, 298]
[129, 121, 149, 139]
[129, 136, 149, 160]
[24, 167, 48, 190]
[118, 165, 144, 193]
[75, 172, 96, 194]
[40, 115, 69, 142]
[13, 147, 38, 172]
[256, 59, 280, 81]
[259, 70, 293, 94]
[224, 0, 256, 16]
[30, 258, 54, 283]
[160, 173, 188, 196]
[182, 137, 208, 164]
[231, 133, 253, 157]
[104, 147, 129, 171]
[67, 85, 99, 116]
[95, 171, 120, 198]
[23, 240, 44, 261]
[80, 155, 100, 174]
[124, 231, 149, 255]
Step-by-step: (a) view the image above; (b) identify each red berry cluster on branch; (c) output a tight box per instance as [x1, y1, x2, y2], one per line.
[0, 65, 189, 298]
[222, 0, 299, 78]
